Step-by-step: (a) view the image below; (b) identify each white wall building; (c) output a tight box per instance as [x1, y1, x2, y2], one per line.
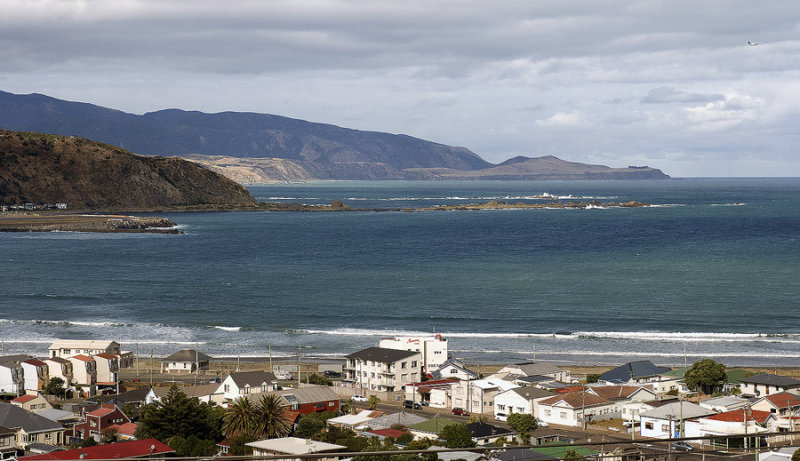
[451, 378, 519, 415]
[346, 347, 422, 393]
[494, 386, 554, 419]
[639, 401, 715, 439]
[217, 371, 278, 402]
[48, 340, 120, 359]
[379, 335, 448, 373]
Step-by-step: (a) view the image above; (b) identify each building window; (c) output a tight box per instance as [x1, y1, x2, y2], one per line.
[412, 361, 418, 368]
[544, 409, 551, 417]
[560, 412, 567, 419]
[498, 405, 506, 410]
[224, 384, 230, 392]
[661, 424, 669, 432]
[644, 422, 653, 430]
[401, 362, 407, 369]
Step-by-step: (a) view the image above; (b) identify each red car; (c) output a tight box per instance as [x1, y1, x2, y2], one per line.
[452, 407, 470, 416]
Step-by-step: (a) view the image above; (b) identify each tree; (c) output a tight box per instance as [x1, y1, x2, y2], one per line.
[137, 385, 222, 442]
[43, 377, 66, 399]
[228, 434, 257, 455]
[222, 397, 256, 438]
[586, 374, 600, 384]
[296, 413, 327, 439]
[254, 394, 291, 438]
[304, 373, 333, 386]
[563, 450, 585, 461]
[792, 448, 800, 461]
[684, 359, 727, 394]
[369, 395, 380, 410]
[438, 423, 475, 448]
[506, 413, 538, 442]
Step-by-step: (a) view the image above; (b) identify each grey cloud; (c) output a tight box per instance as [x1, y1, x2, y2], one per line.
[641, 87, 726, 104]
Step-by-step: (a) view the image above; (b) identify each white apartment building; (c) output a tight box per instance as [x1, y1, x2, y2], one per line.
[345, 347, 422, 393]
[379, 335, 448, 373]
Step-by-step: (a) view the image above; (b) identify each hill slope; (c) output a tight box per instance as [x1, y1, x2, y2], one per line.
[0, 130, 257, 209]
[0, 91, 490, 180]
[405, 155, 670, 180]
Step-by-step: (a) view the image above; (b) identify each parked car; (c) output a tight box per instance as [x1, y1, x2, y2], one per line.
[322, 370, 341, 378]
[495, 412, 508, 422]
[419, 400, 430, 406]
[536, 418, 549, 427]
[403, 400, 421, 410]
[274, 370, 293, 380]
[671, 442, 694, 452]
[351, 395, 369, 403]
[452, 407, 470, 416]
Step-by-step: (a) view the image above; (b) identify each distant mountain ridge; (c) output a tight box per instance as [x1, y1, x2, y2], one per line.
[0, 90, 669, 181]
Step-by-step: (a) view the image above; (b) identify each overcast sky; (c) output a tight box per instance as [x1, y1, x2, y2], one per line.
[2, 0, 799, 177]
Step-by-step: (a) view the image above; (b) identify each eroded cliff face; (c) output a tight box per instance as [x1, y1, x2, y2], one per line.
[0, 130, 257, 209]
[182, 155, 314, 183]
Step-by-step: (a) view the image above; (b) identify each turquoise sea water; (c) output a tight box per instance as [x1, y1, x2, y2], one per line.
[1, 179, 799, 366]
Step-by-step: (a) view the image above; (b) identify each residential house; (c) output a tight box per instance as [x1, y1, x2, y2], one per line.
[34, 408, 82, 435]
[326, 409, 383, 429]
[379, 335, 448, 373]
[269, 386, 341, 416]
[92, 353, 119, 392]
[739, 374, 800, 398]
[108, 422, 138, 441]
[698, 395, 751, 413]
[17, 438, 174, 460]
[751, 392, 800, 416]
[405, 379, 458, 407]
[42, 359, 72, 390]
[0, 361, 24, 397]
[598, 360, 671, 385]
[429, 357, 479, 381]
[48, 341, 120, 359]
[496, 362, 571, 383]
[11, 394, 52, 412]
[684, 409, 777, 445]
[639, 401, 715, 439]
[89, 387, 150, 409]
[408, 416, 460, 441]
[367, 412, 428, 430]
[0, 404, 65, 450]
[495, 386, 554, 419]
[0, 425, 16, 460]
[466, 421, 516, 446]
[20, 360, 49, 393]
[161, 349, 211, 373]
[451, 378, 519, 415]
[73, 403, 130, 441]
[345, 347, 422, 393]
[651, 367, 689, 395]
[590, 385, 657, 420]
[217, 371, 277, 402]
[66, 355, 96, 397]
[245, 437, 346, 461]
[146, 383, 224, 405]
[536, 390, 614, 427]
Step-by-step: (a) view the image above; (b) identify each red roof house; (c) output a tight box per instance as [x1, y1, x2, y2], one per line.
[18, 438, 174, 460]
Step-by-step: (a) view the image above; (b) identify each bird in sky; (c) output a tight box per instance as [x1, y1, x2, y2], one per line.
[747, 41, 759, 46]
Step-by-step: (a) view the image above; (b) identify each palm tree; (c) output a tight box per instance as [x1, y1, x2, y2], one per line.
[254, 394, 291, 439]
[223, 397, 256, 438]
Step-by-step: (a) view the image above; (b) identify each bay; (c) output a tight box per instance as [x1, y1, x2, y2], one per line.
[1, 179, 799, 366]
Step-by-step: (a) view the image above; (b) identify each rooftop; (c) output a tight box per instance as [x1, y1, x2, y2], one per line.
[246, 437, 346, 454]
[18, 438, 173, 460]
[346, 347, 419, 363]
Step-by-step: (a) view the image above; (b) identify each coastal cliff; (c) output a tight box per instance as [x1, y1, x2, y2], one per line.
[0, 130, 258, 210]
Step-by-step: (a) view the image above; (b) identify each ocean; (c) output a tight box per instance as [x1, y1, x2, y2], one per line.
[2, 179, 799, 367]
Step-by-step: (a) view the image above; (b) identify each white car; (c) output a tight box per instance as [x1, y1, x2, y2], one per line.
[351, 394, 369, 402]
[536, 418, 549, 427]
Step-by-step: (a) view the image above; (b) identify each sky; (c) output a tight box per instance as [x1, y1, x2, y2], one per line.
[2, 0, 800, 177]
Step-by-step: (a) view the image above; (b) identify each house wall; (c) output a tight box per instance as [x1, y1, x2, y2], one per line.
[495, 392, 532, 417]
[639, 416, 677, 439]
[429, 388, 449, 408]
[379, 337, 447, 372]
[0, 367, 23, 395]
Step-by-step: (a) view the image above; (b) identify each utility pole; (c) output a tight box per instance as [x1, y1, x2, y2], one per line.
[136, 343, 139, 376]
[269, 344, 273, 373]
[297, 347, 302, 388]
[194, 343, 199, 386]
